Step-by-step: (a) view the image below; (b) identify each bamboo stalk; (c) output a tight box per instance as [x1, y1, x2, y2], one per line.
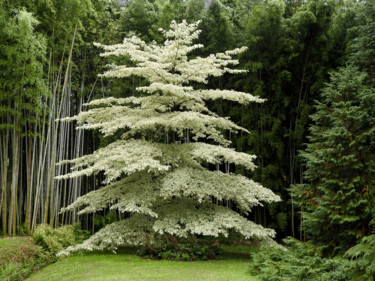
[1, 133, 8, 235]
[9, 118, 20, 236]
[45, 23, 78, 226]
[32, 35, 68, 230]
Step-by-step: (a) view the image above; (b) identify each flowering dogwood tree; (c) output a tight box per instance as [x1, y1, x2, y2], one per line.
[57, 21, 280, 255]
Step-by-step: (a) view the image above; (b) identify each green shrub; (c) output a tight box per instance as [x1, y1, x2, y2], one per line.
[249, 238, 352, 281]
[33, 223, 90, 255]
[137, 235, 222, 261]
[345, 234, 375, 280]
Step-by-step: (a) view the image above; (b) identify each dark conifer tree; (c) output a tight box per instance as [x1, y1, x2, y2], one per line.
[291, 66, 375, 252]
[292, 1, 375, 253]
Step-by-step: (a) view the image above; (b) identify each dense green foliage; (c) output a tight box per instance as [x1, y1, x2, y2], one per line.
[291, 1, 375, 255]
[33, 224, 89, 255]
[346, 234, 375, 280]
[291, 66, 375, 252]
[249, 238, 352, 280]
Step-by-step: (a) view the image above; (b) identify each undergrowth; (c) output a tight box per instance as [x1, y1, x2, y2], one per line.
[249, 238, 352, 281]
[0, 223, 90, 281]
[138, 234, 222, 261]
[33, 223, 90, 255]
[345, 234, 375, 280]
[0, 238, 55, 281]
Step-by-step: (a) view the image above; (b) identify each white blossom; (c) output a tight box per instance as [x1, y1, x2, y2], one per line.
[57, 20, 281, 256]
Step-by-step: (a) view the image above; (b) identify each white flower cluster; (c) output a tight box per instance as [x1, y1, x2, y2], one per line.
[57, 140, 263, 185]
[57, 20, 281, 255]
[61, 172, 158, 217]
[58, 198, 280, 256]
[159, 167, 281, 212]
[58, 214, 152, 256]
[187, 142, 257, 170]
[56, 140, 169, 183]
[152, 198, 277, 239]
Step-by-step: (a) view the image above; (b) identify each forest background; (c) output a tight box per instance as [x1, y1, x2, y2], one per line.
[0, 0, 373, 253]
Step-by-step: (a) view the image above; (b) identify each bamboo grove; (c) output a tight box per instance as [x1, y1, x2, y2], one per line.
[0, 0, 374, 251]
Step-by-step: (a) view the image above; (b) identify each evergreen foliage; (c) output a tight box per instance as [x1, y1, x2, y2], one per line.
[291, 66, 375, 252]
[346, 233, 375, 280]
[249, 238, 352, 280]
[349, 1, 375, 77]
[291, 0, 375, 253]
[57, 20, 280, 255]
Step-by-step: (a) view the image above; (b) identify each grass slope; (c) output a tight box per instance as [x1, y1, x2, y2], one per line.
[0, 236, 55, 281]
[27, 246, 258, 281]
[0, 237, 38, 266]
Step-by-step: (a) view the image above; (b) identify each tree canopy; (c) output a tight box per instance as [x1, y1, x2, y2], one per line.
[57, 20, 281, 254]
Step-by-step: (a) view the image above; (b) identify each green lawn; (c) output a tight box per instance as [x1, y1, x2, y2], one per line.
[27, 246, 259, 281]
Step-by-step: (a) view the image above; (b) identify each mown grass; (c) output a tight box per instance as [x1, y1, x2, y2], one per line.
[27, 246, 259, 281]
